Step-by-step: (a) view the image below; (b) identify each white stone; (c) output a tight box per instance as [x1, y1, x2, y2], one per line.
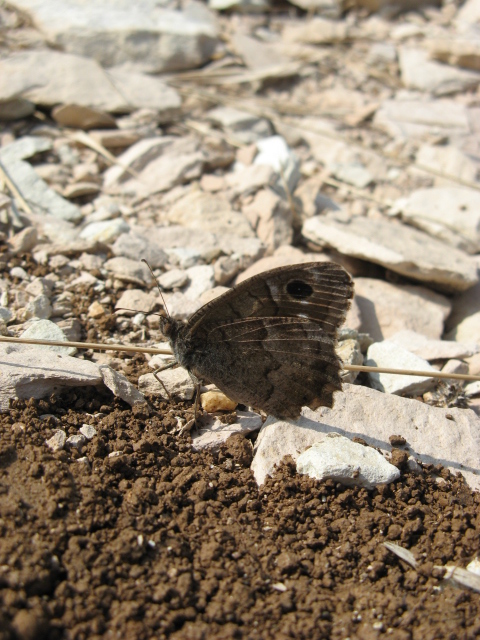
[46, 429, 66, 452]
[353, 278, 451, 341]
[111, 233, 167, 269]
[399, 47, 480, 96]
[162, 292, 203, 321]
[79, 423, 97, 440]
[302, 213, 478, 291]
[331, 162, 373, 188]
[366, 340, 436, 395]
[7, 227, 39, 255]
[138, 367, 194, 400]
[251, 383, 480, 490]
[192, 410, 262, 450]
[66, 434, 87, 450]
[157, 269, 189, 290]
[6, 160, 82, 223]
[415, 145, 478, 187]
[115, 289, 158, 315]
[0, 135, 52, 163]
[79, 219, 130, 244]
[9, 0, 218, 73]
[395, 187, 480, 254]
[24, 294, 52, 320]
[99, 365, 146, 406]
[389, 330, 478, 361]
[254, 135, 301, 194]
[445, 271, 480, 345]
[0, 350, 102, 411]
[20, 319, 76, 355]
[104, 257, 150, 285]
[183, 265, 216, 300]
[296, 434, 400, 489]
[206, 106, 272, 144]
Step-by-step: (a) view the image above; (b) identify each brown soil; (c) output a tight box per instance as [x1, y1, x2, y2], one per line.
[1, 389, 479, 640]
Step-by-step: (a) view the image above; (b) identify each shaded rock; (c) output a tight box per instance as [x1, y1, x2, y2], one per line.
[428, 34, 480, 72]
[242, 188, 293, 251]
[99, 365, 146, 406]
[365, 340, 436, 395]
[51, 104, 117, 130]
[183, 265, 216, 300]
[297, 434, 400, 489]
[0, 97, 35, 121]
[251, 383, 480, 490]
[302, 213, 478, 291]
[0, 350, 102, 411]
[138, 367, 194, 400]
[192, 410, 262, 451]
[0, 135, 52, 163]
[206, 106, 272, 144]
[111, 232, 167, 269]
[445, 269, 480, 345]
[395, 187, 480, 254]
[7, 226, 38, 255]
[353, 277, 451, 341]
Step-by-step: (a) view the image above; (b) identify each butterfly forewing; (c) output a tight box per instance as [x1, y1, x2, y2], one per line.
[175, 262, 354, 419]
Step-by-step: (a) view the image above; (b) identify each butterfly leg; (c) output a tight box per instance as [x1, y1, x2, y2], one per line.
[152, 360, 178, 401]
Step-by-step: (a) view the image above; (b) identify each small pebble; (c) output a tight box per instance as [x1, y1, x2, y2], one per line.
[88, 301, 106, 318]
[79, 424, 97, 440]
[46, 430, 67, 452]
[66, 434, 87, 450]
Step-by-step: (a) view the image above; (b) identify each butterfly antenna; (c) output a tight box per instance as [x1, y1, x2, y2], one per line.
[142, 259, 171, 319]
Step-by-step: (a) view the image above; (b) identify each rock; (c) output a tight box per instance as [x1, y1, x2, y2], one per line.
[162, 292, 203, 320]
[115, 289, 158, 315]
[336, 337, 363, 383]
[0, 350, 102, 411]
[20, 319, 76, 355]
[353, 277, 451, 341]
[365, 340, 436, 395]
[51, 104, 117, 130]
[251, 383, 480, 490]
[395, 187, 480, 254]
[200, 390, 237, 412]
[445, 270, 480, 345]
[389, 330, 478, 361]
[138, 367, 195, 400]
[63, 182, 100, 199]
[79, 423, 97, 440]
[88, 129, 141, 149]
[296, 434, 400, 489]
[209, 0, 269, 12]
[99, 365, 146, 406]
[0, 135, 52, 162]
[0, 50, 182, 113]
[7, 226, 38, 255]
[79, 219, 130, 244]
[206, 106, 272, 144]
[183, 265, 216, 300]
[10, 0, 218, 73]
[105, 137, 204, 197]
[374, 98, 470, 139]
[88, 301, 106, 319]
[284, 0, 340, 16]
[428, 35, 480, 72]
[111, 232, 167, 269]
[168, 191, 255, 238]
[158, 269, 189, 290]
[225, 163, 277, 199]
[5, 160, 82, 223]
[399, 47, 480, 96]
[414, 144, 478, 187]
[331, 161, 373, 188]
[103, 137, 173, 187]
[192, 410, 262, 451]
[24, 294, 52, 320]
[0, 97, 35, 121]
[46, 429, 67, 452]
[104, 257, 151, 285]
[65, 434, 87, 450]
[242, 188, 293, 251]
[284, 17, 349, 45]
[254, 135, 301, 194]
[456, 0, 480, 24]
[302, 213, 478, 291]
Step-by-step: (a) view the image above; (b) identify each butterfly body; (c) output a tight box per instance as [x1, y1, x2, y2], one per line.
[159, 262, 354, 419]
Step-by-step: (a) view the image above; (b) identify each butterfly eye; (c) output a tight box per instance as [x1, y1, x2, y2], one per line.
[286, 280, 313, 300]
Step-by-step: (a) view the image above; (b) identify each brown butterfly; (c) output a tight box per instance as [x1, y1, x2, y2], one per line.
[154, 261, 354, 420]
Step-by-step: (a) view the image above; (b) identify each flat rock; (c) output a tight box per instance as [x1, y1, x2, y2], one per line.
[182, 265, 216, 300]
[399, 47, 480, 96]
[0, 50, 181, 114]
[414, 144, 478, 187]
[115, 289, 158, 315]
[0, 350, 102, 411]
[158, 269, 189, 290]
[296, 434, 400, 489]
[103, 257, 150, 285]
[395, 187, 480, 254]
[242, 188, 293, 251]
[251, 383, 480, 491]
[302, 213, 478, 291]
[99, 365, 146, 406]
[168, 191, 255, 238]
[10, 0, 218, 73]
[138, 367, 194, 400]
[283, 17, 349, 44]
[365, 340, 436, 395]
[0, 135, 52, 163]
[79, 219, 130, 244]
[51, 104, 117, 130]
[111, 233, 168, 269]
[389, 330, 478, 361]
[445, 268, 480, 345]
[6, 160, 82, 223]
[353, 277, 451, 341]
[192, 410, 263, 451]
[20, 319, 76, 355]
[206, 106, 272, 144]
[8, 227, 38, 255]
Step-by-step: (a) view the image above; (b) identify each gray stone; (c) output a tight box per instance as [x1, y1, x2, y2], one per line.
[0, 350, 102, 411]
[206, 106, 272, 144]
[7, 227, 39, 255]
[183, 265, 216, 300]
[297, 434, 400, 489]
[46, 429, 66, 452]
[115, 289, 158, 315]
[191, 410, 263, 450]
[395, 187, 480, 254]
[79, 423, 97, 440]
[5, 160, 82, 223]
[99, 365, 146, 406]
[66, 434, 87, 450]
[79, 219, 130, 245]
[389, 330, 478, 361]
[0, 136, 52, 163]
[157, 269, 189, 290]
[251, 383, 480, 490]
[366, 340, 436, 395]
[24, 294, 52, 320]
[111, 233, 167, 269]
[138, 367, 195, 400]
[104, 257, 150, 285]
[10, 0, 218, 73]
[20, 319, 76, 355]
[302, 213, 478, 291]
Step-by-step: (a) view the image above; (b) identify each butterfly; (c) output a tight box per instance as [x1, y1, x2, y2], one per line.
[155, 261, 354, 420]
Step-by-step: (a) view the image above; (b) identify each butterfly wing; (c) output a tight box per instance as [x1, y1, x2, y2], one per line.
[178, 262, 354, 418]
